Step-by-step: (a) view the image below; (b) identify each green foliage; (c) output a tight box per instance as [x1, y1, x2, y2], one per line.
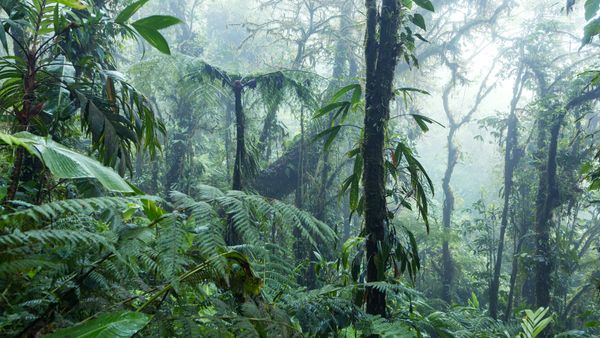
[579, 0, 600, 44]
[0, 0, 598, 337]
[518, 307, 554, 338]
[0, 132, 133, 193]
[0, 0, 171, 175]
[45, 311, 151, 338]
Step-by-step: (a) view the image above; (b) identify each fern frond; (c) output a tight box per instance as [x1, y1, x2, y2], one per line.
[156, 214, 189, 291]
[1, 196, 154, 228]
[0, 229, 111, 249]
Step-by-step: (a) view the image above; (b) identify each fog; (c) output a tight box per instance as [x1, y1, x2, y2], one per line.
[1, 0, 598, 336]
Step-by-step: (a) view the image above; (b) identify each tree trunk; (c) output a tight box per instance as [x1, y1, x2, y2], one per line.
[534, 113, 561, 311]
[232, 82, 245, 191]
[441, 127, 458, 304]
[225, 100, 234, 181]
[227, 82, 246, 246]
[164, 132, 187, 195]
[489, 64, 524, 318]
[363, 0, 401, 318]
[505, 225, 524, 321]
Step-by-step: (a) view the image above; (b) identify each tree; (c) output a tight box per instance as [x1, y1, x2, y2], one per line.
[489, 44, 527, 319]
[439, 58, 495, 304]
[195, 62, 316, 243]
[362, 0, 433, 317]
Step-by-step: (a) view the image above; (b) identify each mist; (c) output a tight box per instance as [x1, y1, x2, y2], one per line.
[1, 0, 599, 336]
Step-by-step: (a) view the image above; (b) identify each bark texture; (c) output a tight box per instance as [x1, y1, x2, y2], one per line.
[363, 0, 401, 317]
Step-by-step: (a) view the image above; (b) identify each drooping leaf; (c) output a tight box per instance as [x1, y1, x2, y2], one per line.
[131, 24, 171, 54]
[411, 14, 426, 30]
[0, 132, 133, 193]
[45, 311, 151, 338]
[313, 125, 342, 151]
[411, 114, 444, 132]
[0, 20, 8, 53]
[115, 0, 151, 24]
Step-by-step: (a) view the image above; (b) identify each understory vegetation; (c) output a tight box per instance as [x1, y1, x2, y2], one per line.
[0, 0, 599, 337]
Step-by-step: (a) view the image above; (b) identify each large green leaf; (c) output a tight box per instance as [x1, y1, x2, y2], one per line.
[115, 0, 150, 24]
[131, 24, 171, 54]
[132, 15, 182, 30]
[586, 0, 600, 20]
[50, 0, 87, 10]
[44, 311, 151, 338]
[413, 0, 435, 12]
[0, 132, 133, 193]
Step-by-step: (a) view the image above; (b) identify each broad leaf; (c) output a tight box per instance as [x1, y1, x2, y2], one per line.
[131, 24, 171, 54]
[50, 0, 87, 10]
[45, 311, 151, 338]
[583, 17, 600, 45]
[115, 0, 151, 24]
[413, 0, 435, 12]
[411, 14, 426, 30]
[132, 15, 182, 30]
[0, 132, 133, 193]
[586, 0, 600, 20]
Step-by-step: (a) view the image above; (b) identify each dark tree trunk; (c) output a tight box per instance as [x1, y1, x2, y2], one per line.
[227, 82, 246, 246]
[505, 224, 524, 321]
[489, 64, 525, 319]
[232, 82, 245, 191]
[363, 0, 401, 318]
[225, 100, 234, 180]
[164, 132, 188, 195]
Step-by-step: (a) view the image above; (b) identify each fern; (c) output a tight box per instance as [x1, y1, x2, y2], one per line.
[156, 214, 189, 291]
[1, 196, 156, 228]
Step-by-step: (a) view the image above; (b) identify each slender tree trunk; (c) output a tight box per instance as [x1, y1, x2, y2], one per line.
[232, 82, 245, 191]
[363, 0, 401, 317]
[294, 107, 307, 283]
[441, 127, 458, 304]
[342, 193, 351, 242]
[489, 64, 524, 318]
[164, 132, 187, 195]
[227, 82, 246, 246]
[535, 113, 561, 310]
[225, 100, 234, 180]
[5, 148, 25, 202]
[505, 225, 524, 321]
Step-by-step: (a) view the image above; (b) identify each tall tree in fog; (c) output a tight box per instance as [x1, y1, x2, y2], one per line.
[439, 60, 495, 303]
[489, 44, 527, 319]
